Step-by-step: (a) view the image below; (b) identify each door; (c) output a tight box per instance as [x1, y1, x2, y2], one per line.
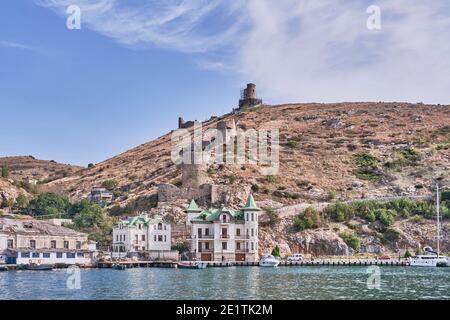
[201, 254, 212, 261]
[235, 254, 246, 262]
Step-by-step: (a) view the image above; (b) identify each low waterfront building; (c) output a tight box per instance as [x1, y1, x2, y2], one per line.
[0, 218, 97, 265]
[188, 194, 261, 262]
[112, 214, 176, 260]
[88, 187, 114, 205]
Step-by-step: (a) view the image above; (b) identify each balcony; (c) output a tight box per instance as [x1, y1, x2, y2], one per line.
[198, 248, 213, 253]
[198, 234, 214, 239]
[220, 234, 230, 239]
[236, 248, 249, 253]
[235, 235, 250, 240]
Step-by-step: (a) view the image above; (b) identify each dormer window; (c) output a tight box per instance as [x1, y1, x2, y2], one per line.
[158, 223, 163, 230]
[222, 215, 227, 223]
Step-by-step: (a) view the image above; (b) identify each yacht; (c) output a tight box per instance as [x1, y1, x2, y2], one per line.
[409, 247, 447, 267]
[259, 255, 280, 267]
[410, 185, 448, 268]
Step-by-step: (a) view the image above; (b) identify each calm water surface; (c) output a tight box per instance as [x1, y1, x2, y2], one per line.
[0, 266, 449, 300]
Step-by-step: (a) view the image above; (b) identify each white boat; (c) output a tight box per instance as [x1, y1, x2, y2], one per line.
[259, 255, 280, 267]
[178, 261, 208, 269]
[410, 185, 448, 268]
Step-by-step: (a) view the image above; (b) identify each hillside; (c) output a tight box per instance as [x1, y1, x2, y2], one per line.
[0, 156, 83, 183]
[11, 102, 450, 257]
[50, 102, 449, 205]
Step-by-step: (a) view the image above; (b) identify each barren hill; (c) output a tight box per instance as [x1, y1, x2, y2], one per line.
[51, 102, 449, 206]
[0, 156, 83, 183]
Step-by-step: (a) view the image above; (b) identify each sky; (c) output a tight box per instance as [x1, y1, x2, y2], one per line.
[1, 0, 450, 166]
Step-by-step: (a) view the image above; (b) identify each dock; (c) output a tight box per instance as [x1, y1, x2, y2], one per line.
[233, 260, 410, 267]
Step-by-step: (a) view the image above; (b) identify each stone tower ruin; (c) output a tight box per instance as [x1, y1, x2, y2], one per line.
[239, 83, 262, 109]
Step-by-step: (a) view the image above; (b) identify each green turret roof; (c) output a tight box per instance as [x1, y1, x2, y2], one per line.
[187, 199, 202, 212]
[242, 194, 260, 211]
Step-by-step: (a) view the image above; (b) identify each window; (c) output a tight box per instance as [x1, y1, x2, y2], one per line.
[164, 235, 167, 242]
[236, 242, 241, 250]
[76, 241, 81, 250]
[51, 240, 56, 249]
[154, 225, 156, 230]
[158, 223, 163, 230]
[205, 242, 209, 250]
[205, 228, 209, 236]
[29, 240, 36, 249]
[7, 239, 13, 248]
[246, 213, 249, 221]
[236, 229, 241, 236]
[158, 235, 163, 242]
[198, 228, 202, 238]
[67, 253, 76, 259]
[222, 242, 227, 250]
[138, 224, 142, 230]
[77, 253, 84, 258]
[64, 241, 69, 249]
[222, 228, 228, 238]
[56, 252, 63, 258]
[32, 253, 40, 258]
[116, 235, 119, 242]
[141, 235, 145, 241]
[251, 242, 254, 251]
[135, 235, 138, 242]
[222, 215, 227, 223]
[251, 229, 254, 237]
[164, 226, 167, 230]
[43, 253, 50, 258]
[246, 229, 249, 236]
[21, 252, 30, 258]
[154, 235, 156, 242]
[251, 213, 254, 221]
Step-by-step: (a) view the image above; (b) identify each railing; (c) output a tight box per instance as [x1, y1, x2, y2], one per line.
[236, 249, 249, 253]
[198, 248, 213, 253]
[198, 235, 214, 239]
[220, 234, 230, 239]
[235, 235, 250, 240]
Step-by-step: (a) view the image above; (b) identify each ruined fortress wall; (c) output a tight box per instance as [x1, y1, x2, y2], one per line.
[181, 164, 207, 189]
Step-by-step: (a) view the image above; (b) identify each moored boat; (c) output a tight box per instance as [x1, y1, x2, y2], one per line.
[259, 255, 280, 267]
[25, 263, 53, 271]
[177, 261, 208, 269]
[112, 263, 126, 270]
[0, 265, 8, 272]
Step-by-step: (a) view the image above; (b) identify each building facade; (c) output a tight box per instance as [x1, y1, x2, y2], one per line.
[0, 218, 96, 265]
[88, 187, 114, 205]
[112, 214, 172, 256]
[188, 194, 261, 262]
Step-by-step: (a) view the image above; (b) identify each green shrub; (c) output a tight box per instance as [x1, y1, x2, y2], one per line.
[15, 194, 29, 208]
[382, 228, 401, 243]
[375, 209, 395, 227]
[286, 140, 299, 149]
[263, 207, 280, 227]
[404, 250, 412, 258]
[271, 245, 281, 257]
[293, 207, 321, 231]
[1, 163, 9, 178]
[353, 152, 383, 181]
[410, 215, 424, 223]
[339, 231, 361, 251]
[323, 202, 355, 222]
[102, 180, 119, 190]
[327, 190, 337, 201]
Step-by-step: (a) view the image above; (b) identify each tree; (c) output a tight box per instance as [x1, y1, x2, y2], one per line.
[1, 163, 9, 178]
[87, 163, 95, 169]
[339, 231, 361, 251]
[404, 250, 412, 258]
[293, 207, 321, 231]
[72, 202, 113, 247]
[271, 245, 281, 257]
[102, 180, 119, 190]
[28, 192, 70, 216]
[15, 194, 29, 208]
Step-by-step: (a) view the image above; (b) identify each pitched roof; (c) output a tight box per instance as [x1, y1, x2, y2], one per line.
[121, 215, 165, 227]
[186, 199, 202, 212]
[242, 194, 260, 211]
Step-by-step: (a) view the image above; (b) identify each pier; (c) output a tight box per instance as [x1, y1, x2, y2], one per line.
[233, 260, 410, 267]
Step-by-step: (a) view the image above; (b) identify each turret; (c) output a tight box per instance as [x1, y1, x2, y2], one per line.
[241, 194, 260, 258]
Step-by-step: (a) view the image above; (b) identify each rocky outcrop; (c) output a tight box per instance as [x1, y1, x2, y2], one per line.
[287, 230, 354, 256]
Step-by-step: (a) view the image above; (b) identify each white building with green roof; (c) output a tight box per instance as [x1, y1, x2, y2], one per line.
[112, 214, 171, 256]
[187, 194, 261, 262]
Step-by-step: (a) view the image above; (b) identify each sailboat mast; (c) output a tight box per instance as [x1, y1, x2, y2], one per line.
[436, 184, 440, 257]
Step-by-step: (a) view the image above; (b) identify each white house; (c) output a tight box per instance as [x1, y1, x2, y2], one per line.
[188, 194, 261, 262]
[112, 214, 173, 259]
[0, 218, 97, 266]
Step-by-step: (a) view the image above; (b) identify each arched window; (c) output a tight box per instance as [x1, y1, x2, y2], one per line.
[158, 223, 163, 230]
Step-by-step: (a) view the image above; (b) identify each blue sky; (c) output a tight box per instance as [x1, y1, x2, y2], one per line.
[1, 0, 449, 166]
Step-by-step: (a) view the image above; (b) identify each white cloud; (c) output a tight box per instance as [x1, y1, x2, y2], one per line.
[0, 40, 41, 53]
[36, 0, 450, 103]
